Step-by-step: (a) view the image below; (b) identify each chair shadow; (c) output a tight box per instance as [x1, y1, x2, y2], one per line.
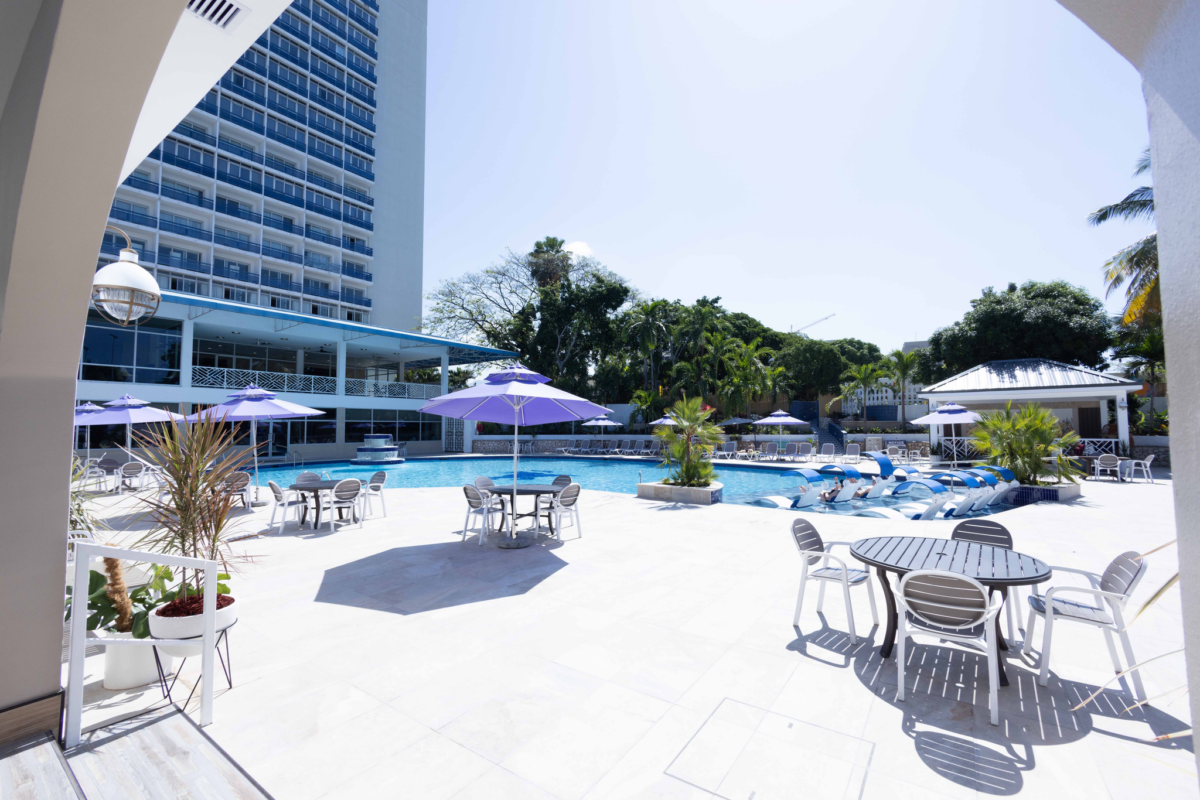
[314, 538, 569, 615]
[787, 613, 878, 668]
[844, 633, 1192, 795]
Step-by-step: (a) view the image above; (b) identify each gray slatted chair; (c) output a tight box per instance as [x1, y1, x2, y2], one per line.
[225, 471, 253, 508]
[460, 482, 504, 544]
[797, 442, 813, 462]
[267, 480, 306, 532]
[363, 470, 387, 517]
[117, 461, 145, 494]
[296, 471, 321, 484]
[539, 483, 582, 540]
[952, 519, 1020, 645]
[790, 519, 878, 644]
[320, 478, 363, 531]
[535, 475, 572, 522]
[896, 570, 1004, 724]
[1023, 551, 1149, 701]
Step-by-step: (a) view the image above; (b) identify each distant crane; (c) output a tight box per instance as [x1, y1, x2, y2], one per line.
[791, 313, 835, 334]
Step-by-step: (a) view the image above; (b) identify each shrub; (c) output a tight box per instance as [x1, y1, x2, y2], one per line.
[970, 402, 1083, 484]
[655, 396, 722, 487]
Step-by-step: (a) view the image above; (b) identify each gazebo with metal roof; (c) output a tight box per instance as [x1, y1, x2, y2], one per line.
[917, 358, 1143, 455]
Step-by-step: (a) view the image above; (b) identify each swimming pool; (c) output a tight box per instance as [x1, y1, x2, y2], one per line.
[254, 455, 1013, 518]
[256, 455, 802, 498]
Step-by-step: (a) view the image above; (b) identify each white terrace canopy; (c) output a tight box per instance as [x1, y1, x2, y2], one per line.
[917, 358, 1143, 452]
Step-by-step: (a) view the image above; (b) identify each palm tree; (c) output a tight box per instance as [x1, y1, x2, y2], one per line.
[670, 360, 704, 401]
[763, 364, 788, 407]
[655, 395, 722, 487]
[1090, 148, 1158, 324]
[886, 349, 921, 428]
[1120, 326, 1166, 415]
[629, 389, 663, 428]
[702, 331, 738, 400]
[628, 301, 669, 390]
[970, 402, 1083, 484]
[826, 362, 888, 417]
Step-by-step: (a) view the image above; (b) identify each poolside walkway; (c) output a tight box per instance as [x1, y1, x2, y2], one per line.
[85, 472, 1192, 799]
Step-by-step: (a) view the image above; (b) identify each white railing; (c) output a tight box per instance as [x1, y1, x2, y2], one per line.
[193, 366, 336, 395]
[1078, 438, 1118, 455]
[67, 543, 220, 747]
[344, 378, 441, 399]
[940, 437, 978, 464]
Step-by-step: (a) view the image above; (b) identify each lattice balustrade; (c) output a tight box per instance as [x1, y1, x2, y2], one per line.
[343, 379, 441, 399]
[190, 366, 337, 395]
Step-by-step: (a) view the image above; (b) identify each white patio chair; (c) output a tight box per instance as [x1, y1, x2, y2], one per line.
[780, 442, 799, 462]
[556, 439, 575, 455]
[1023, 551, 1149, 702]
[895, 570, 1004, 725]
[645, 440, 662, 458]
[761, 442, 779, 461]
[461, 484, 506, 544]
[363, 470, 387, 517]
[714, 441, 734, 460]
[885, 445, 905, 464]
[116, 461, 147, 494]
[224, 471, 253, 508]
[818, 443, 836, 463]
[266, 480, 307, 533]
[797, 442, 813, 463]
[1125, 453, 1156, 483]
[319, 479, 364, 532]
[538, 482, 582, 540]
[629, 439, 645, 455]
[841, 443, 861, 463]
[790, 519, 878, 644]
[952, 519, 1020, 645]
[637, 440, 653, 456]
[1094, 453, 1121, 481]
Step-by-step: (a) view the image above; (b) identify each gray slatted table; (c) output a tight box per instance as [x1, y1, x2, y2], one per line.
[850, 536, 1051, 685]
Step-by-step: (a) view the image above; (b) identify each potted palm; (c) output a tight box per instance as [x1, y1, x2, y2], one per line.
[637, 396, 724, 505]
[134, 414, 253, 657]
[970, 402, 1084, 501]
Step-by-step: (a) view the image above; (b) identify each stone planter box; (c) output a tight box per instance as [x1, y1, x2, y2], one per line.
[1010, 483, 1082, 506]
[1133, 435, 1169, 447]
[636, 481, 723, 505]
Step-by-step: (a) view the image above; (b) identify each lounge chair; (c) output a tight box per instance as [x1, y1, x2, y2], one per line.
[1023, 550, 1149, 702]
[791, 486, 821, 508]
[914, 495, 952, 520]
[644, 440, 661, 458]
[987, 479, 1021, 506]
[556, 439, 576, 455]
[826, 481, 859, 503]
[630, 439, 645, 455]
[797, 442, 813, 463]
[761, 442, 779, 461]
[780, 442, 799, 462]
[840, 443, 861, 464]
[818, 444, 836, 463]
[617, 439, 633, 455]
[790, 519, 879, 644]
[637, 440, 654, 456]
[895, 570, 1003, 725]
[860, 478, 890, 500]
[578, 440, 596, 455]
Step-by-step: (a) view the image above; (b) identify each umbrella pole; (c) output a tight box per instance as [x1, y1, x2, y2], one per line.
[513, 408, 519, 539]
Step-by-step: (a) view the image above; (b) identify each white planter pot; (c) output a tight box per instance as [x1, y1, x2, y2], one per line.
[928, 456, 943, 466]
[149, 597, 238, 658]
[636, 481, 724, 505]
[97, 630, 169, 690]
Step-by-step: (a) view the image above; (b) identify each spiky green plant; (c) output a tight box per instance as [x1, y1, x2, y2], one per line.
[969, 402, 1083, 484]
[655, 396, 722, 487]
[131, 413, 256, 598]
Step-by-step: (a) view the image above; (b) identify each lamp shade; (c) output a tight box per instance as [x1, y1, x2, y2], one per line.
[91, 249, 161, 326]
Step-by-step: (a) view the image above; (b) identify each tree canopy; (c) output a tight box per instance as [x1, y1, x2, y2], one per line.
[775, 338, 847, 400]
[828, 338, 882, 367]
[917, 281, 1113, 384]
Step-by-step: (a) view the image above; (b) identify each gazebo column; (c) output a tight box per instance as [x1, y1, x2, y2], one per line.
[1116, 392, 1131, 449]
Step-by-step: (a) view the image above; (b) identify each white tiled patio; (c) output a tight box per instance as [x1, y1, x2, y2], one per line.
[87, 469, 1193, 799]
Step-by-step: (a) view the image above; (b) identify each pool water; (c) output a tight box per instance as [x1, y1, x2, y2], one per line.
[255, 455, 1012, 518]
[256, 455, 803, 497]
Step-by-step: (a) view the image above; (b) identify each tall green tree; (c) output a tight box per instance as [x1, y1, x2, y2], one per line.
[829, 338, 883, 367]
[628, 300, 671, 391]
[1116, 316, 1166, 413]
[886, 349, 922, 427]
[827, 361, 888, 416]
[918, 281, 1113, 384]
[775, 338, 846, 401]
[1090, 149, 1158, 324]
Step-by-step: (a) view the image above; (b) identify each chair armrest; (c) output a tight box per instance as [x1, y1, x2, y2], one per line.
[1044, 585, 1129, 606]
[1038, 565, 1103, 590]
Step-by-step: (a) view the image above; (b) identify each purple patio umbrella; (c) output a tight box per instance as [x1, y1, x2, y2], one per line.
[419, 363, 610, 534]
[72, 402, 106, 461]
[73, 396, 184, 450]
[188, 385, 324, 504]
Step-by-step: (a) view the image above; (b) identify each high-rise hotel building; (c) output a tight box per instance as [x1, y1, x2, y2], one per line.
[80, 0, 511, 457]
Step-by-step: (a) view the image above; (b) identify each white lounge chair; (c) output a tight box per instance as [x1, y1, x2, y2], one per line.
[797, 442, 813, 463]
[790, 519, 879, 644]
[827, 481, 859, 503]
[945, 488, 981, 518]
[761, 442, 779, 461]
[791, 487, 821, 508]
[818, 443, 836, 463]
[987, 479, 1021, 506]
[715, 441, 737, 460]
[780, 442, 799, 462]
[895, 570, 1004, 725]
[645, 440, 662, 458]
[840, 443, 861, 463]
[914, 495, 952, 520]
[556, 439, 576, 455]
[860, 478, 890, 500]
[1023, 550, 1149, 702]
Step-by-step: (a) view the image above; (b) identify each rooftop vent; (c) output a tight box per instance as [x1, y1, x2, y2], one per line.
[185, 0, 245, 30]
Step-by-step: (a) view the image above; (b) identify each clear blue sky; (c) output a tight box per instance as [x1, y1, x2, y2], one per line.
[421, 0, 1154, 352]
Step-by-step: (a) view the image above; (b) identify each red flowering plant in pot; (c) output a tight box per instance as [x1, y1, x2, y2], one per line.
[131, 413, 256, 656]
